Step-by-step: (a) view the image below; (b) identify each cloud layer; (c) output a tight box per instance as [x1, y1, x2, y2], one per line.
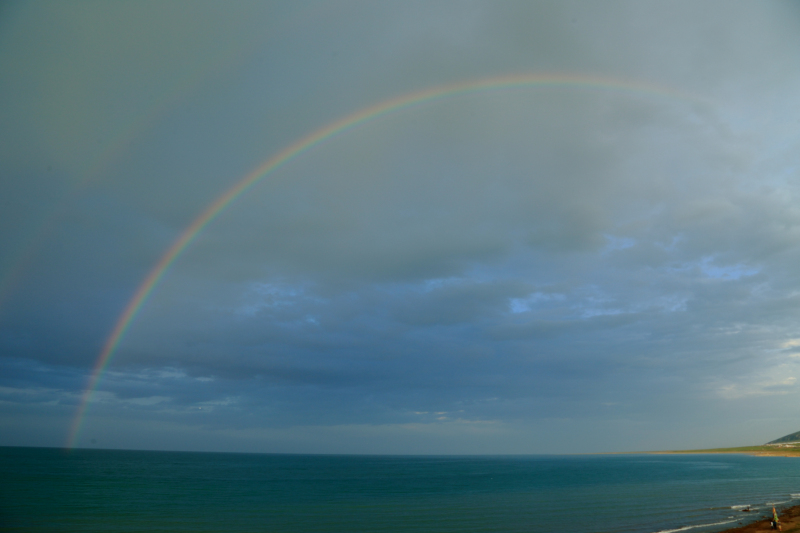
[2, 1, 800, 453]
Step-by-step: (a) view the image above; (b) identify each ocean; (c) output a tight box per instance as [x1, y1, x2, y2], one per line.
[2, 447, 800, 533]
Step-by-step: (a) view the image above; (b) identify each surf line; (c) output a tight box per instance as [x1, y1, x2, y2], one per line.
[65, 73, 705, 449]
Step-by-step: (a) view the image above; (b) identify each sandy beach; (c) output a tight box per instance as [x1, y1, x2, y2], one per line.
[716, 505, 800, 533]
[648, 448, 800, 459]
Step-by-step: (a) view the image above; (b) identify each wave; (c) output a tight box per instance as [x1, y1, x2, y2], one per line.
[767, 499, 792, 506]
[654, 518, 739, 533]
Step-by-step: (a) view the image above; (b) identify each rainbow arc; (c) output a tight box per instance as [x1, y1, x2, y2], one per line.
[66, 73, 705, 449]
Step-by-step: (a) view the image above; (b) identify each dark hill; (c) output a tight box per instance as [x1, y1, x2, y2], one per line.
[767, 430, 800, 444]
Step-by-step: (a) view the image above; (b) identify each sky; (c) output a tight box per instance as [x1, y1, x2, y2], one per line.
[2, 1, 800, 455]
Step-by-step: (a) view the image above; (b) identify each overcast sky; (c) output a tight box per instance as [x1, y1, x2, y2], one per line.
[2, 1, 800, 454]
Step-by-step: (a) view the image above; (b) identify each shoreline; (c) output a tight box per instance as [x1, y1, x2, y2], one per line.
[649, 451, 800, 458]
[711, 504, 800, 533]
[622, 445, 800, 458]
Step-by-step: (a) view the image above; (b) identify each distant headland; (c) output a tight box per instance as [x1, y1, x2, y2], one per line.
[651, 429, 800, 457]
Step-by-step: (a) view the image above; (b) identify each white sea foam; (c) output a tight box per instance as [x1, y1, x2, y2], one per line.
[767, 499, 791, 506]
[654, 518, 739, 533]
[730, 504, 751, 509]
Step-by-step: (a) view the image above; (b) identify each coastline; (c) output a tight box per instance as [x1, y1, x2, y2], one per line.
[634, 445, 800, 458]
[650, 451, 800, 458]
[711, 504, 800, 533]
[636, 448, 800, 532]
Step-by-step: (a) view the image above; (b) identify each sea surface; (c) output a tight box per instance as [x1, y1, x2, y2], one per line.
[3, 447, 800, 533]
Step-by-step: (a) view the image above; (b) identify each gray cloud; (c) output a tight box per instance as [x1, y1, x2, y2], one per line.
[2, 1, 800, 453]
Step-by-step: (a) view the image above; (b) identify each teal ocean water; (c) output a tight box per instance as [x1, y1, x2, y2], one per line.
[2, 447, 800, 533]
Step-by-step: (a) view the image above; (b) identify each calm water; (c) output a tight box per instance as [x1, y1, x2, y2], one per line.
[2, 447, 800, 533]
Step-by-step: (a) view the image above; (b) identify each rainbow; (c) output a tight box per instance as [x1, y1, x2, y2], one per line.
[65, 73, 704, 448]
